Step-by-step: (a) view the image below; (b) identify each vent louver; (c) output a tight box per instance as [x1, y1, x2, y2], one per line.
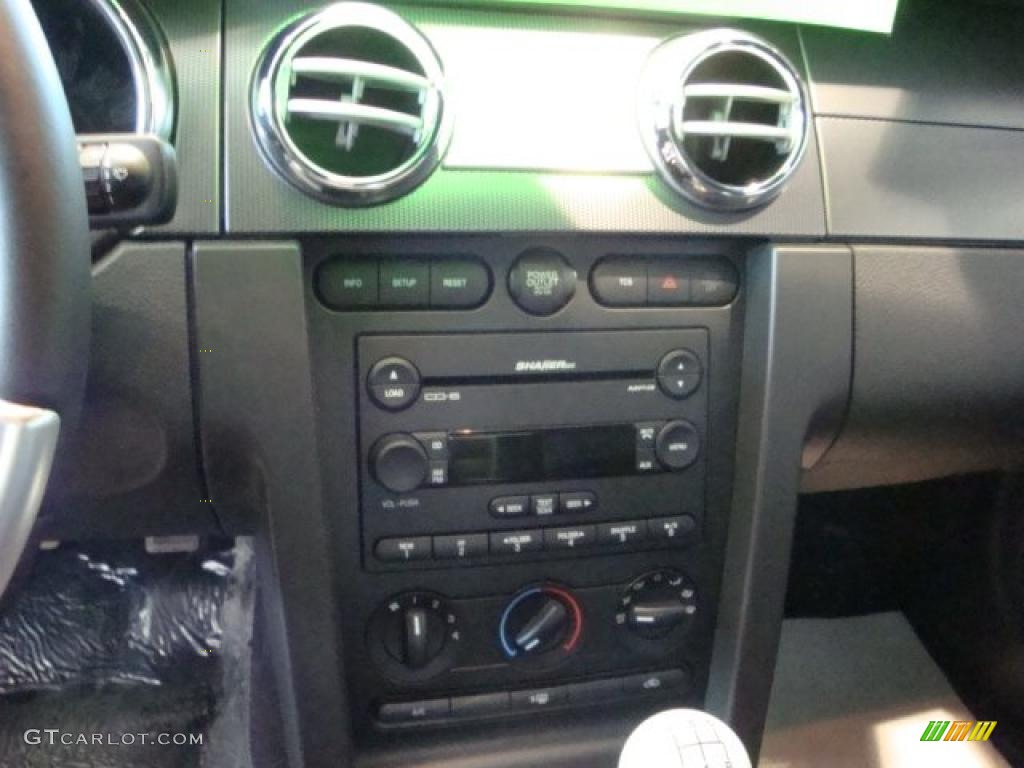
[250, 2, 450, 206]
[638, 29, 808, 211]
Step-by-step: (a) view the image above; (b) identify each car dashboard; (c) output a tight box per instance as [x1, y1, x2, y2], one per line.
[19, 0, 1024, 766]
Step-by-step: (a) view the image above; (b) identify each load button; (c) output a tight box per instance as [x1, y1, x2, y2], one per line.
[367, 357, 421, 411]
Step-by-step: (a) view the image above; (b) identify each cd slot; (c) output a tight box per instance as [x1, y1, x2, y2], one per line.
[425, 369, 649, 388]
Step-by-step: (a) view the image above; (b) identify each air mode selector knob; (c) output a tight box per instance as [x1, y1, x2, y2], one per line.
[370, 434, 429, 493]
[618, 569, 698, 640]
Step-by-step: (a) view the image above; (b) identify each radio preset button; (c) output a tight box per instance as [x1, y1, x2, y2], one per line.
[376, 536, 432, 563]
[544, 525, 596, 551]
[597, 521, 646, 547]
[490, 530, 544, 555]
[560, 491, 597, 513]
[531, 493, 559, 517]
[657, 350, 703, 399]
[434, 533, 488, 560]
[655, 420, 701, 471]
[648, 515, 697, 543]
[490, 496, 530, 518]
[508, 248, 576, 316]
[368, 357, 421, 411]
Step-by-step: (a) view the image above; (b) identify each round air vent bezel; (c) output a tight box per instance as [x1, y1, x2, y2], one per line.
[94, 0, 175, 139]
[250, 2, 452, 207]
[637, 29, 809, 211]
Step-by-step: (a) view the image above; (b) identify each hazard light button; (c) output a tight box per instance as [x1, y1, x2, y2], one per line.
[648, 264, 691, 305]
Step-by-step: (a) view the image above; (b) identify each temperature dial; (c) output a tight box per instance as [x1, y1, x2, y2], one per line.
[499, 585, 583, 659]
[368, 592, 460, 681]
[617, 570, 697, 639]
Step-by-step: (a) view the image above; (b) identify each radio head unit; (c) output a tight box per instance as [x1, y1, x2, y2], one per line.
[357, 330, 708, 572]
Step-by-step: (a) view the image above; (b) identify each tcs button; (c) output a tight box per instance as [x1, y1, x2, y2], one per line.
[508, 248, 576, 316]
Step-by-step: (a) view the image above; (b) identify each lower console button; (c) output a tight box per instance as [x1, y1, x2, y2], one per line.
[434, 533, 488, 560]
[451, 691, 510, 718]
[543, 525, 596, 551]
[378, 698, 450, 723]
[509, 686, 568, 711]
[490, 530, 544, 555]
[648, 515, 697, 543]
[375, 536, 432, 563]
[622, 668, 689, 695]
[568, 677, 624, 704]
[597, 521, 646, 547]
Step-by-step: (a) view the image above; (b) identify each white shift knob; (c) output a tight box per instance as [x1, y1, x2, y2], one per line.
[619, 709, 752, 768]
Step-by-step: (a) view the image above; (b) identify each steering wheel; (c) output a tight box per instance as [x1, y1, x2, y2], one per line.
[0, 0, 90, 598]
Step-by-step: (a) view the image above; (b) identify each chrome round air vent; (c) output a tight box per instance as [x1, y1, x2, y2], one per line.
[34, 0, 175, 139]
[250, 2, 451, 206]
[638, 29, 808, 211]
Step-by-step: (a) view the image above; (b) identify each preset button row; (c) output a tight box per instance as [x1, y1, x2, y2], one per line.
[374, 515, 697, 563]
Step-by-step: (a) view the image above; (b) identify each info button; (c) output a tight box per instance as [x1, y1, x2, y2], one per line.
[316, 259, 379, 309]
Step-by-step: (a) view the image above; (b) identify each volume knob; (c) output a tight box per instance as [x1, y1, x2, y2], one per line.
[370, 434, 428, 493]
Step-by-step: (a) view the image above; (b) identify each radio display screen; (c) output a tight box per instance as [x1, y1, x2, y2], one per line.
[448, 425, 636, 485]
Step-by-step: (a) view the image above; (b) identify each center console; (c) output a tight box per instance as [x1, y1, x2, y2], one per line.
[301, 234, 746, 744]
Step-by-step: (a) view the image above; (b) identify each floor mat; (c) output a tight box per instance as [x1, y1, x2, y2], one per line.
[0, 540, 253, 768]
[762, 612, 1010, 768]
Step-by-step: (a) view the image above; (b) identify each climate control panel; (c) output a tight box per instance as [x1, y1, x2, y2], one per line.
[366, 571, 703, 726]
